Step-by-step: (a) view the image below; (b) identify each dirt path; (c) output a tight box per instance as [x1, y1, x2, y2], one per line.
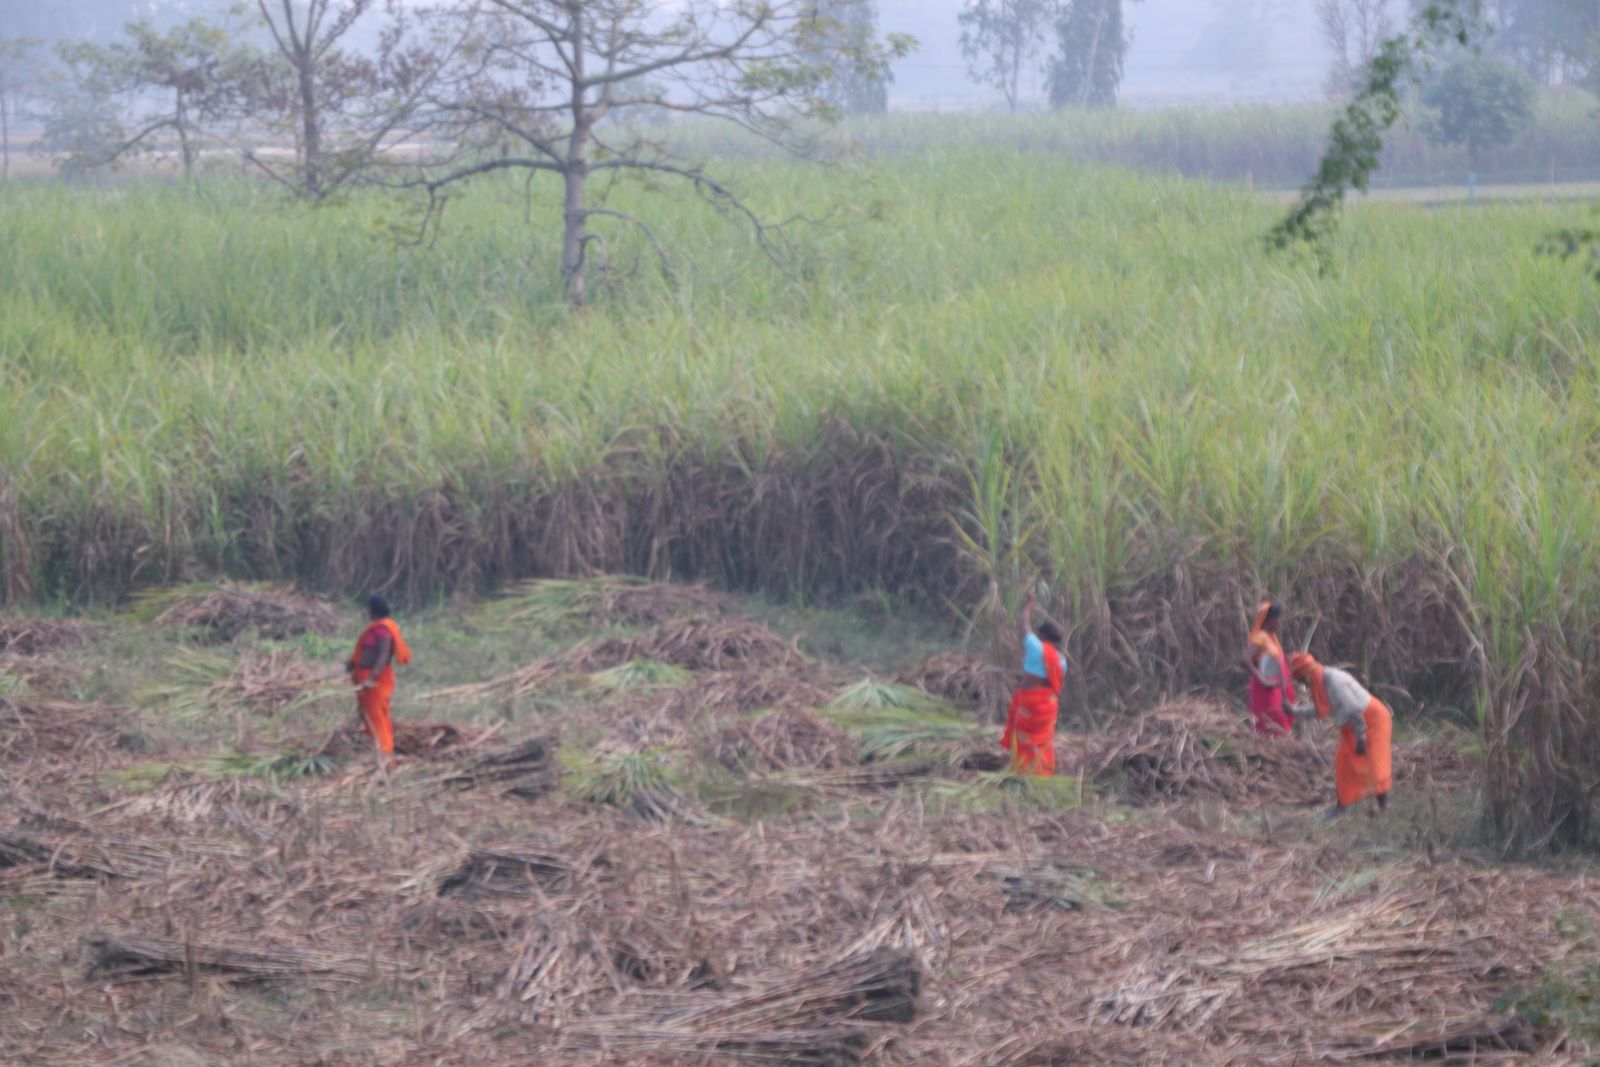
[1260, 179, 1600, 207]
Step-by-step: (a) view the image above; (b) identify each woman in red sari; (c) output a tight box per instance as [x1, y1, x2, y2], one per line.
[347, 595, 412, 757]
[1242, 600, 1296, 736]
[1001, 586, 1067, 776]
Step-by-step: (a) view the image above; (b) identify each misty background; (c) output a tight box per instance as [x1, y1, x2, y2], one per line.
[881, 0, 1328, 108]
[0, 1, 1349, 111]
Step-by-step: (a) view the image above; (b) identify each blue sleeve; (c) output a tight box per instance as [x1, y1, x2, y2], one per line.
[1023, 632, 1044, 677]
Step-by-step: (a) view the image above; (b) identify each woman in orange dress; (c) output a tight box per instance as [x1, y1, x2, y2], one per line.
[1288, 652, 1393, 816]
[347, 595, 412, 756]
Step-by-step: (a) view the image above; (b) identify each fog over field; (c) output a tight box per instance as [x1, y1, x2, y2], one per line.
[879, 0, 1331, 107]
[0, 0, 1336, 109]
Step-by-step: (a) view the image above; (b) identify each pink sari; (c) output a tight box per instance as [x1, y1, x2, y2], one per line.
[1247, 602, 1295, 735]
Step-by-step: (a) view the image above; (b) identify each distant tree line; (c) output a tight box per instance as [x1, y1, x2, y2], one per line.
[1304, 0, 1600, 191]
[1317, 0, 1600, 99]
[957, 0, 1135, 111]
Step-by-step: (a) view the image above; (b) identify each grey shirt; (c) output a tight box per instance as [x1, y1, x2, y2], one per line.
[1292, 666, 1374, 745]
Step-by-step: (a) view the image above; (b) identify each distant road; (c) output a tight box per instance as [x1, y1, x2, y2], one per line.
[1261, 180, 1600, 207]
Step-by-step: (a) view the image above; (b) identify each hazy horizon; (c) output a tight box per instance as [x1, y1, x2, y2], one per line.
[881, 0, 1331, 110]
[0, 0, 1340, 112]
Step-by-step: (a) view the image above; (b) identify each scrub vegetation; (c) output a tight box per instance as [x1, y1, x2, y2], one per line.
[736, 94, 1600, 186]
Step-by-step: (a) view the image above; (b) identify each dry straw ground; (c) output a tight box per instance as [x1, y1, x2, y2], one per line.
[0, 580, 1595, 1065]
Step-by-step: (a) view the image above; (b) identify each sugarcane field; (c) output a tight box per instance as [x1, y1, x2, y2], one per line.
[9, 0, 1600, 1063]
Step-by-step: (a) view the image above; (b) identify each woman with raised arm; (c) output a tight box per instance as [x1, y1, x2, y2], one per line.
[1000, 586, 1067, 777]
[1243, 600, 1296, 736]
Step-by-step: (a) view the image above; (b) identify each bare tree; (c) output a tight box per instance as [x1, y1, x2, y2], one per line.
[243, 0, 468, 198]
[1316, 0, 1397, 97]
[959, 0, 1060, 113]
[413, 0, 912, 306]
[247, 0, 375, 195]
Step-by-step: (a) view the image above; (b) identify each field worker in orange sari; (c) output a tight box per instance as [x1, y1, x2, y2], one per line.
[1001, 585, 1067, 777]
[1288, 652, 1392, 816]
[1242, 600, 1296, 736]
[347, 595, 412, 757]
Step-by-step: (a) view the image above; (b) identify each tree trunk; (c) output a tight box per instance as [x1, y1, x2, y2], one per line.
[176, 90, 192, 180]
[1, 89, 9, 182]
[298, 53, 321, 196]
[1007, 41, 1020, 112]
[561, 162, 588, 306]
[1081, 1, 1109, 107]
[562, 8, 589, 305]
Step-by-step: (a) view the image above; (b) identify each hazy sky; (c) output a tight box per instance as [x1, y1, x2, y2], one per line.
[0, 0, 1335, 111]
[880, 0, 1332, 109]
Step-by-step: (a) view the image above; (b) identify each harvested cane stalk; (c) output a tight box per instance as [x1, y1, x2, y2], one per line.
[0, 695, 125, 762]
[0, 826, 171, 881]
[1350, 1012, 1544, 1058]
[137, 582, 340, 643]
[483, 576, 730, 631]
[569, 949, 921, 1065]
[433, 619, 810, 705]
[0, 614, 93, 655]
[896, 653, 992, 706]
[1080, 699, 1325, 806]
[86, 934, 382, 983]
[685, 947, 923, 1028]
[437, 846, 599, 897]
[998, 863, 1124, 913]
[707, 707, 859, 774]
[446, 737, 557, 800]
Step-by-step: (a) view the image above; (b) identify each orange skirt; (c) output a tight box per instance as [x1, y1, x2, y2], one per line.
[356, 677, 395, 756]
[1002, 687, 1058, 777]
[1335, 696, 1392, 806]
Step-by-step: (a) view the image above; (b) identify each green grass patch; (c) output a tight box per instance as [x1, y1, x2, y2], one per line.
[133, 646, 236, 721]
[101, 748, 336, 788]
[561, 748, 675, 808]
[584, 659, 693, 695]
[474, 578, 648, 633]
[210, 748, 338, 783]
[822, 680, 986, 764]
[927, 771, 1096, 814]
